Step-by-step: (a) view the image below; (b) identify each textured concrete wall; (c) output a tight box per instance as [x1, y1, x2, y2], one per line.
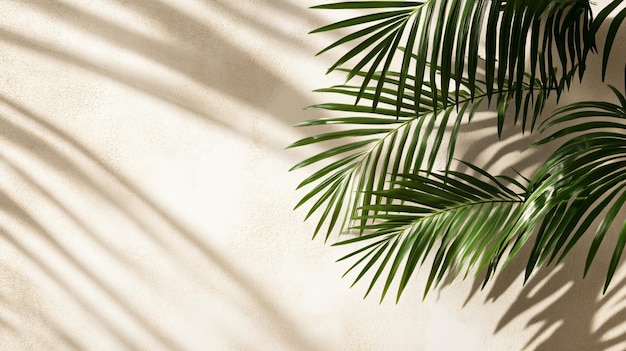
[0, 1, 624, 350]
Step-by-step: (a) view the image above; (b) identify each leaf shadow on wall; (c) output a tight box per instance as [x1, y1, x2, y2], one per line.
[0, 94, 324, 350]
[0, 263, 85, 350]
[488, 238, 626, 351]
[0, 1, 334, 349]
[0, 0, 352, 350]
[0, 0, 325, 153]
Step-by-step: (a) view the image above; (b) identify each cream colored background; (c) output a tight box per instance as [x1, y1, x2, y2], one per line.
[0, 1, 624, 350]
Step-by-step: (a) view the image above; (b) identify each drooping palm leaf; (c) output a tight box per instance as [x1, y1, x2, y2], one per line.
[310, 0, 593, 113]
[505, 84, 626, 292]
[289, 63, 547, 241]
[289, 75, 468, 240]
[333, 163, 526, 301]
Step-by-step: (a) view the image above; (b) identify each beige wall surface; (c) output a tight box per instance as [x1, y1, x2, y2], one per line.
[0, 1, 624, 350]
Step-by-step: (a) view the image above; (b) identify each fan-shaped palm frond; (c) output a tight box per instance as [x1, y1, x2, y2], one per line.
[504, 84, 626, 292]
[332, 163, 526, 301]
[311, 0, 593, 113]
[288, 62, 547, 241]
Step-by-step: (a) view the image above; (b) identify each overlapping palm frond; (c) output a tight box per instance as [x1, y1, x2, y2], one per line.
[334, 163, 527, 301]
[288, 62, 546, 241]
[310, 0, 593, 114]
[315, 83, 626, 300]
[292, 0, 626, 300]
[505, 84, 626, 292]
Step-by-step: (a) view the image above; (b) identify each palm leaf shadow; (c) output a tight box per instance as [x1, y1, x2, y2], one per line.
[0, 0, 329, 348]
[0, 93, 324, 350]
[4, 0, 318, 150]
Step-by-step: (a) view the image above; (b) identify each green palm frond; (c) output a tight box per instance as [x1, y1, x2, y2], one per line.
[289, 63, 547, 241]
[507, 85, 626, 292]
[310, 0, 593, 112]
[293, 1, 626, 300]
[584, 0, 626, 79]
[333, 163, 526, 301]
[321, 85, 626, 300]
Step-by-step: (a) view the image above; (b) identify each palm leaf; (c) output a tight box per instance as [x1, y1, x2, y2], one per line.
[292, 0, 625, 300]
[289, 63, 547, 241]
[310, 0, 593, 112]
[333, 164, 526, 301]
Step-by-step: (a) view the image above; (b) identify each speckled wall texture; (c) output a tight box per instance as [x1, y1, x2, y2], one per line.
[0, 1, 624, 350]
